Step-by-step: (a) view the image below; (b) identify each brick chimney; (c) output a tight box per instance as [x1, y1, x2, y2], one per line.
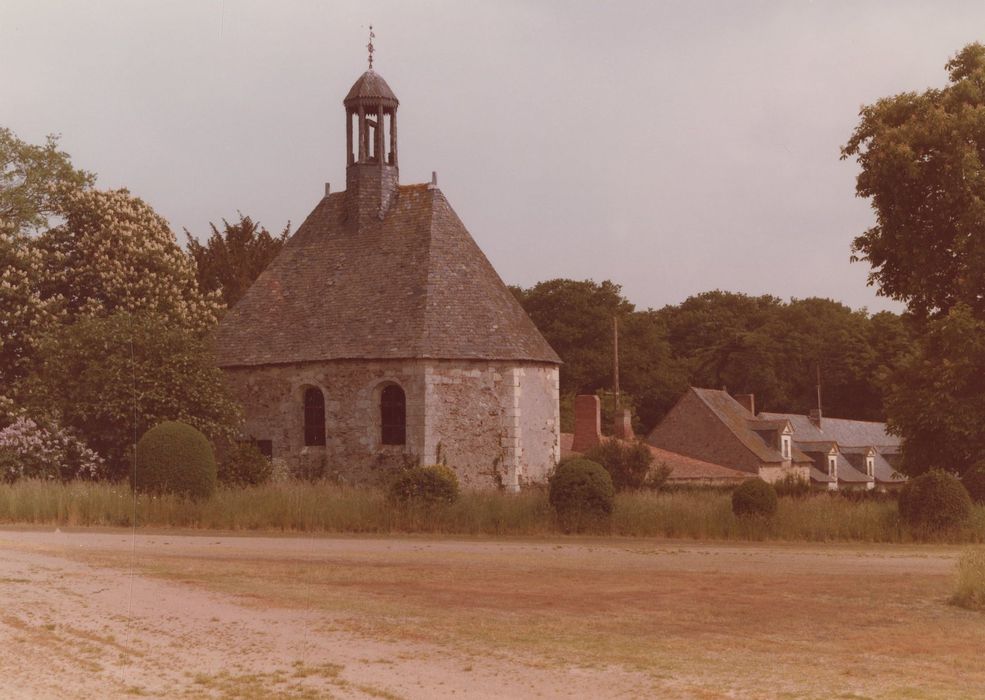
[572, 395, 602, 452]
[809, 408, 822, 428]
[734, 393, 755, 416]
[612, 407, 634, 440]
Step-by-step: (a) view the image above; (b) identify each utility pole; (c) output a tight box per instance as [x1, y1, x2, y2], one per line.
[612, 316, 620, 409]
[816, 363, 822, 413]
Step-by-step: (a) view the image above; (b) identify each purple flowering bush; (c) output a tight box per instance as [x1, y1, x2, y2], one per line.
[0, 416, 105, 482]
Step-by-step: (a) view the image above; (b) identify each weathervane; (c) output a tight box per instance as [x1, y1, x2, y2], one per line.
[367, 25, 375, 70]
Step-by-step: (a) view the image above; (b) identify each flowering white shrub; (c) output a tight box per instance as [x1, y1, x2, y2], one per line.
[0, 416, 105, 482]
[35, 187, 223, 331]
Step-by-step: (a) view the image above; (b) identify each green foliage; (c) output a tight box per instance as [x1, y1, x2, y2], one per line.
[0, 128, 94, 236]
[185, 214, 290, 309]
[134, 421, 217, 499]
[962, 464, 985, 505]
[24, 312, 241, 479]
[951, 548, 985, 611]
[731, 478, 779, 518]
[883, 305, 985, 476]
[218, 442, 272, 487]
[548, 457, 615, 532]
[842, 43, 985, 319]
[658, 292, 911, 422]
[898, 470, 972, 531]
[513, 282, 912, 433]
[388, 465, 460, 507]
[773, 473, 812, 498]
[512, 279, 688, 429]
[584, 438, 657, 490]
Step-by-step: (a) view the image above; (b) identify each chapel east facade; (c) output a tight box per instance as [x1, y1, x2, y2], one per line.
[214, 63, 561, 489]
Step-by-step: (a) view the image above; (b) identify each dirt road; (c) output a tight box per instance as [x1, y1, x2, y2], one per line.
[0, 530, 981, 699]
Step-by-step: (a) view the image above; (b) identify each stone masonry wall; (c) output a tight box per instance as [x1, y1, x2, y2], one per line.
[422, 360, 559, 490]
[223, 358, 559, 489]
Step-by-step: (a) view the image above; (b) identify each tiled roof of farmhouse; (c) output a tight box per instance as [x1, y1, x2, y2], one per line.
[214, 186, 561, 367]
[646, 445, 750, 482]
[690, 388, 811, 464]
[758, 412, 901, 453]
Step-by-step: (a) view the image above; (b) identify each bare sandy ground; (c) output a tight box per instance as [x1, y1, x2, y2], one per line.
[0, 530, 981, 699]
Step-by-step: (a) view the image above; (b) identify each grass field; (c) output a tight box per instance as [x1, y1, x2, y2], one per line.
[2, 479, 985, 543]
[1, 530, 984, 698]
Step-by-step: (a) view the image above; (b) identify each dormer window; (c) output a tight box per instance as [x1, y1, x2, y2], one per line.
[827, 455, 837, 478]
[866, 455, 874, 478]
[781, 435, 791, 459]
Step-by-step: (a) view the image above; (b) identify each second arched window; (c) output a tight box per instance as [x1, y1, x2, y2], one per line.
[380, 384, 406, 446]
[303, 387, 326, 447]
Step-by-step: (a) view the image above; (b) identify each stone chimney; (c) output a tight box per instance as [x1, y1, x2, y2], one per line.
[612, 407, 634, 441]
[809, 408, 822, 428]
[735, 393, 755, 416]
[572, 395, 601, 453]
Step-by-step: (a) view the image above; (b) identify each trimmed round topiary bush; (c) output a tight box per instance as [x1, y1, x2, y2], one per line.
[898, 469, 972, 531]
[962, 462, 985, 505]
[218, 441, 273, 487]
[134, 421, 217, 499]
[548, 457, 615, 533]
[388, 465, 459, 507]
[732, 478, 778, 518]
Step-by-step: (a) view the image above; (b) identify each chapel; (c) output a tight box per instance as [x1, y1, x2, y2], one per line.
[213, 56, 561, 489]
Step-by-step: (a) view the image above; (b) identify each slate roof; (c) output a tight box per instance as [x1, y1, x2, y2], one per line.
[841, 446, 905, 484]
[758, 412, 901, 453]
[690, 388, 812, 465]
[215, 185, 561, 367]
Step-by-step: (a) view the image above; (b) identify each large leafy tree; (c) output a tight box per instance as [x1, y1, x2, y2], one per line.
[0, 128, 94, 236]
[0, 129, 92, 402]
[882, 305, 985, 476]
[844, 43, 985, 475]
[185, 214, 289, 308]
[25, 312, 242, 479]
[35, 187, 222, 330]
[842, 43, 985, 319]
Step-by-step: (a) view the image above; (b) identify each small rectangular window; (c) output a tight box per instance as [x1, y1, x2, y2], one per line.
[254, 440, 273, 459]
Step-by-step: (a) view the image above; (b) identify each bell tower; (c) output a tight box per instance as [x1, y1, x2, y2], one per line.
[344, 26, 399, 224]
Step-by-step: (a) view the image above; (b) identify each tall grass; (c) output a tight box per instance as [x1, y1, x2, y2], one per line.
[2, 479, 985, 543]
[951, 548, 985, 610]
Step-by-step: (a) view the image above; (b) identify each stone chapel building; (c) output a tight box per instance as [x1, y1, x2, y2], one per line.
[214, 65, 561, 490]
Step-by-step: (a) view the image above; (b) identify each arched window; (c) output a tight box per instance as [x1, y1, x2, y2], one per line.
[380, 384, 406, 446]
[303, 387, 326, 447]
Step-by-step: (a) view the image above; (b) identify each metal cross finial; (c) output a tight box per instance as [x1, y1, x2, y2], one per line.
[367, 25, 375, 69]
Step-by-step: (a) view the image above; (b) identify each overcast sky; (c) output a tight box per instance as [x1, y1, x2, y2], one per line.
[3, 1, 983, 313]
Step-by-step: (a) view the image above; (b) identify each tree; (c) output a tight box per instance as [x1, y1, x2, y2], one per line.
[882, 305, 985, 477]
[0, 129, 90, 399]
[842, 43, 985, 319]
[185, 214, 289, 308]
[0, 228, 63, 393]
[0, 128, 94, 236]
[34, 187, 222, 330]
[24, 312, 242, 479]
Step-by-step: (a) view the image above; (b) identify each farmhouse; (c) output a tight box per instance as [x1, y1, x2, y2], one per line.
[214, 62, 561, 489]
[647, 387, 904, 490]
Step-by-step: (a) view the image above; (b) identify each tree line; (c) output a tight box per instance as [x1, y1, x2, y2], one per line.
[511, 280, 915, 433]
[2, 41, 985, 480]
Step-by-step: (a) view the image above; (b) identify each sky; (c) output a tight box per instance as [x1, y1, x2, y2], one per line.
[2, 0, 983, 314]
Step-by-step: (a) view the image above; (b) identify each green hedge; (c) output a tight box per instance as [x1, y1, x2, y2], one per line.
[134, 421, 217, 499]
